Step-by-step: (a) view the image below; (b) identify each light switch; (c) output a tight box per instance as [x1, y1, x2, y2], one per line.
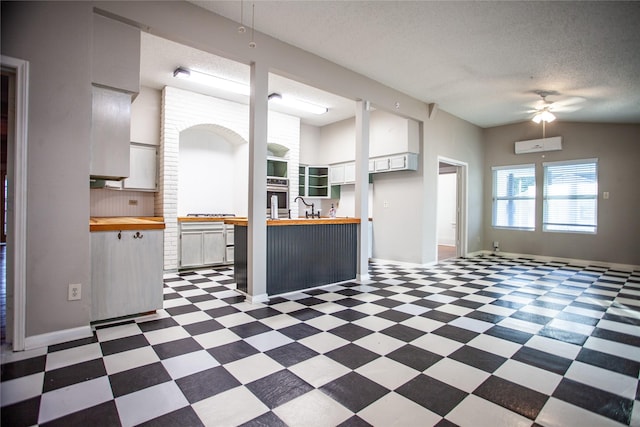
[603, 191, 609, 200]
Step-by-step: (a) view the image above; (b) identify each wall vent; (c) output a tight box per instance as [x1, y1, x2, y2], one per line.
[514, 136, 562, 154]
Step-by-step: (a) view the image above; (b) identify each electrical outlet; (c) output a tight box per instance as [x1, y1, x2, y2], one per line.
[128, 199, 138, 206]
[68, 284, 81, 301]
[383, 201, 389, 208]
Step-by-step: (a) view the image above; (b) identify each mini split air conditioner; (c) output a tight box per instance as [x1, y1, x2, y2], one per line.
[514, 136, 562, 154]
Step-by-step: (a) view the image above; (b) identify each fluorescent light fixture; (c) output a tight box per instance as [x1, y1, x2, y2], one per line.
[173, 67, 249, 96]
[532, 109, 556, 123]
[268, 93, 328, 115]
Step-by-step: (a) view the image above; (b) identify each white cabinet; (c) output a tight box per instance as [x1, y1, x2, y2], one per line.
[203, 230, 226, 265]
[180, 222, 232, 268]
[124, 144, 157, 191]
[330, 163, 357, 185]
[330, 164, 345, 184]
[344, 163, 356, 183]
[369, 111, 419, 158]
[92, 13, 140, 94]
[299, 165, 330, 198]
[225, 225, 235, 263]
[91, 229, 163, 321]
[370, 153, 418, 174]
[90, 86, 131, 180]
[130, 86, 161, 146]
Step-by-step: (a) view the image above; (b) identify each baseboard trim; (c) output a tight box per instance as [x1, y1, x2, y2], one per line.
[25, 326, 94, 351]
[476, 250, 640, 271]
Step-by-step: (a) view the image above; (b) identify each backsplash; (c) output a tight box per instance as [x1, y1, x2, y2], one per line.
[90, 188, 156, 217]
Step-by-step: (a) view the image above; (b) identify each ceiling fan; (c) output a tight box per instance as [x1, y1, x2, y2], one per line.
[529, 90, 585, 123]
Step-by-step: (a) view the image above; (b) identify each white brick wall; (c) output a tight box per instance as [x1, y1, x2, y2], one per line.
[161, 87, 300, 270]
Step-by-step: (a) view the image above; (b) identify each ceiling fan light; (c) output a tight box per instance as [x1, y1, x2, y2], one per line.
[540, 110, 556, 122]
[532, 110, 556, 123]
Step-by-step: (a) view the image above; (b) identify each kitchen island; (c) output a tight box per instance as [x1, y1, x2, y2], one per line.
[225, 218, 360, 297]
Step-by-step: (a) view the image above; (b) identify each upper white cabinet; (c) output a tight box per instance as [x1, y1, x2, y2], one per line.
[124, 144, 157, 191]
[299, 165, 330, 198]
[92, 13, 140, 94]
[330, 162, 357, 185]
[130, 87, 161, 146]
[90, 86, 131, 180]
[369, 111, 419, 158]
[371, 153, 418, 173]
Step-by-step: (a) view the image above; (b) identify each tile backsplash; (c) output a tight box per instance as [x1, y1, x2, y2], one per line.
[90, 188, 156, 217]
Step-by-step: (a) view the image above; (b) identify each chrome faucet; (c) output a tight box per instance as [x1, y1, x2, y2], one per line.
[294, 196, 320, 218]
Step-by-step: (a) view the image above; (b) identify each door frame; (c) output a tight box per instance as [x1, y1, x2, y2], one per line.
[437, 156, 468, 258]
[1, 55, 29, 351]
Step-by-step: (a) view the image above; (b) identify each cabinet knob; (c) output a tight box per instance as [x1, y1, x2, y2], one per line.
[117, 231, 122, 240]
[133, 231, 144, 239]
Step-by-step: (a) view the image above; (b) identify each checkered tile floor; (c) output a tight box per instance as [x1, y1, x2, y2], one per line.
[2, 255, 639, 426]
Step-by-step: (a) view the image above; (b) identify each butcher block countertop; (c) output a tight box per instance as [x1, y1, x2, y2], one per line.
[224, 217, 361, 226]
[90, 217, 165, 232]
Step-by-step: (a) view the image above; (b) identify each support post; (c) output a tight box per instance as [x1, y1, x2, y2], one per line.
[247, 62, 268, 302]
[355, 100, 371, 281]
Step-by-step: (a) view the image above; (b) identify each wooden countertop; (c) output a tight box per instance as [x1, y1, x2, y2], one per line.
[90, 217, 165, 232]
[224, 217, 362, 226]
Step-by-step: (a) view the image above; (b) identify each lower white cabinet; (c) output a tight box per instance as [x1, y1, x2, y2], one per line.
[180, 222, 232, 268]
[91, 229, 163, 321]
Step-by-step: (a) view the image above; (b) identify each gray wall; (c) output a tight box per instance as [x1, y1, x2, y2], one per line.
[483, 121, 640, 265]
[2, 2, 93, 336]
[421, 110, 485, 263]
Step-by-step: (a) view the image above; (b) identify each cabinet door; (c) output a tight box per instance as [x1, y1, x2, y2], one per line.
[91, 230, 163, 321]
[180, 231, 203, 267]
[389, 155, 407, 170]
[330, 165, 345, 185]
[124, 144, 157, 191]
[90, 86, 131, 180]
[344, 163, 356, 184]
[226, 246, 235, 264]
[374, 158, 390, 172]
[93, 14, 140, 93]
[203, 231, 225, 265]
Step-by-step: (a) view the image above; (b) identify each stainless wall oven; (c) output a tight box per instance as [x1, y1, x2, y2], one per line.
[266, 178, 289, 217]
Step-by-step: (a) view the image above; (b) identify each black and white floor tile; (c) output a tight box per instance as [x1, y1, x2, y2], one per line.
[1, 255, 639, 426]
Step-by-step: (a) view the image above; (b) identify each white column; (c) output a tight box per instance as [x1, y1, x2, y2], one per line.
[247, 62, 269, 303]
[355, 100, 371, 281]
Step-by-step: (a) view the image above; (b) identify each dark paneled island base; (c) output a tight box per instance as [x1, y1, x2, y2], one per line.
[229, 218, 359, 297]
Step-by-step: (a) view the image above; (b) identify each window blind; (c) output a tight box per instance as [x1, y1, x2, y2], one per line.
[543, 159, 598, 233]
[492, 164, 535, 230]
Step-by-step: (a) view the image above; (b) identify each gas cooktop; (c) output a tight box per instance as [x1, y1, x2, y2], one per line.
[186, 213, 236, 217]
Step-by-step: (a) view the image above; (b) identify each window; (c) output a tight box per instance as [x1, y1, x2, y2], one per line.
[492, 164, 535, 230]
[543, 159, 598, 233]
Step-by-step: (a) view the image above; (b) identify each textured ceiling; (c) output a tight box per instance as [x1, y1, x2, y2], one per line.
[182, 0, 640, 128]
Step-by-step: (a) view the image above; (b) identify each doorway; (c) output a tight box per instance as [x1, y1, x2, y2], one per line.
[437, 158, 467, 261]
[1, 69, 11, 344]
[1, 55, 28, 351]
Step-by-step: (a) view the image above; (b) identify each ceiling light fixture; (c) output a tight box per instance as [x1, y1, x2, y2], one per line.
[173, 67, 249, 96]
[532, 109, 556, 123]
[268, 93, 328, 115]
